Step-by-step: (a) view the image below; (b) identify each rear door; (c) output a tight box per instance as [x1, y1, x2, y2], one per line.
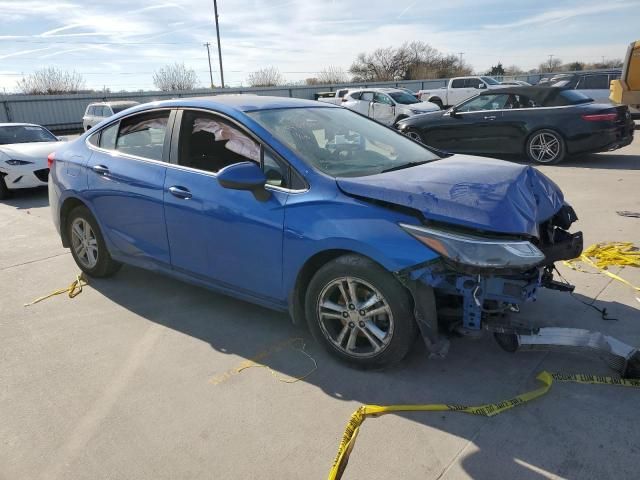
[163, 109, 290, 301]
[86, 109, 174, 266]
[356, 91, 374, 116]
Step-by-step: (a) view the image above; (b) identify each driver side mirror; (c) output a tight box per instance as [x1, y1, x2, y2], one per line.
[217, 162, 270, 201]
[449, 107, 462, 118]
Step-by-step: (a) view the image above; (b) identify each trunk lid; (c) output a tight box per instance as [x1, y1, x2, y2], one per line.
[336, 155, 566, 237]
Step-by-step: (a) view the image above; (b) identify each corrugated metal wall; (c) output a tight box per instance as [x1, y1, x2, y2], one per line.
[0, 72, 589, 131]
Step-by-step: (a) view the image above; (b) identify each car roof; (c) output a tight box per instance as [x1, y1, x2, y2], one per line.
[125, 95, 337, 113]
[89, 101, 139, 106]
[0, 122, 45, 128]
[478, 86, 592, 106]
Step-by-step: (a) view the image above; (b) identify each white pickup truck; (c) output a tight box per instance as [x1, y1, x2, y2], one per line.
[315, 88, 352, 105]
[417, 76, 504, 109]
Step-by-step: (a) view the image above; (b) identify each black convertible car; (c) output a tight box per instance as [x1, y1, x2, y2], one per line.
[396, 87, 634, 164]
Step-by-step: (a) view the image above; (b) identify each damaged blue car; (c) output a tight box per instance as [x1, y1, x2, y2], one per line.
[49, 96, 583, 368]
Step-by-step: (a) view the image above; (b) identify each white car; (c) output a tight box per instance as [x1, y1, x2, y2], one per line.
[0, 123, 65, 199]
[83, 101, 139, 131]
[315, 88, 352, 105]
[342, 88, 439, 126]
[417, 76, 505, 109]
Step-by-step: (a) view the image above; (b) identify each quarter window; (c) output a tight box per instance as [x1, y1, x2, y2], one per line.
[99, 123, 118, 149]
[360, 92, 374, 101]
[263, 149, 288, 188]
[178, 111, 260, 174]
[115, 110, 170, 161]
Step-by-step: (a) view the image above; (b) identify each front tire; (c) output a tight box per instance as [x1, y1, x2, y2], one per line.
[67, 205, 121, 278]
[305, 254, 417, 368]
[526, 129, 566, 164]
[0, 176, 10, 200]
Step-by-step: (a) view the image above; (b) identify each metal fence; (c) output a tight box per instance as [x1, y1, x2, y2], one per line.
[0, 71, 597, 132]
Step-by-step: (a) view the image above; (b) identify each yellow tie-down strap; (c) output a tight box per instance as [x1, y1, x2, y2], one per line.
[327, 371, 640, 480]
[563, 242, 640, 291]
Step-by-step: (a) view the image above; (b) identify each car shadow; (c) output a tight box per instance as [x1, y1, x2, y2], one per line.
[3, 186, 49, 209]
[86, 264, 640, 479]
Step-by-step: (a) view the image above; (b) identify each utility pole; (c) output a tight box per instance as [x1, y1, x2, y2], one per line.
[212, 0, 225, 88]
[548, 54, 554, 72]
[458, 52, 464, 64]
[204, 42, 214, 88]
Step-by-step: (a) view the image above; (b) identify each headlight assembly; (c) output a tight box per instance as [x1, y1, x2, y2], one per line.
[5, 159, 33, 166]
[400, 223, 545, 269]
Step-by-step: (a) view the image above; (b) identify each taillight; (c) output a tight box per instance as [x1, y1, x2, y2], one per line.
[47, 152, 55, 169]
[581, 113, 617, 122]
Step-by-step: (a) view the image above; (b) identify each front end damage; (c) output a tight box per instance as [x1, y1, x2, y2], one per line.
[396, 205, 640, 378]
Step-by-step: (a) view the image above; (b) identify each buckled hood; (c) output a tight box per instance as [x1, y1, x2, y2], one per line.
[336, 155, 566, 237]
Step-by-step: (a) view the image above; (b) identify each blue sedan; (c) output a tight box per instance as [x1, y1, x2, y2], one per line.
[48, 95, 582, 367]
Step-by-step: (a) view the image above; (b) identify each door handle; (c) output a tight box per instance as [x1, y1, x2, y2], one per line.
[92, 165, 110, 175]
[483, 115, 497, 120]
[168, 186, 192, 200]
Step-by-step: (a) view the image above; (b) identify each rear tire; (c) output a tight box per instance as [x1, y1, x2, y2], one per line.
[0, 176, 10, 200]
[67, 205, 121, 278]
[526, 129, 566, 164]
[305, 254, 417, 369]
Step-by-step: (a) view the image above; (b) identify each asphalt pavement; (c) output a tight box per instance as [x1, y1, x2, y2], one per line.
[1, 140, 639, 480]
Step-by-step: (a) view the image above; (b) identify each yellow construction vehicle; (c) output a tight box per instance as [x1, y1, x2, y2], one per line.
[610, 40, 640, 113]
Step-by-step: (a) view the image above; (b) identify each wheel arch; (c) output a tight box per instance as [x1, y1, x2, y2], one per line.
[288, 249, 388, 325]
[59, 197, 89, 247]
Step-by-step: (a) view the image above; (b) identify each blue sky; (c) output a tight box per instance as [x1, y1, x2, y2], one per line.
[0, 0, 639, 92]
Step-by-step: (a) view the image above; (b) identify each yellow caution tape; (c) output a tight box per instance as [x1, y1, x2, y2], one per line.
[210, 337, 317, 385]
[563, 242, 640, 291]
[327, 371, 640, 480]
[23, 273, 87, 307]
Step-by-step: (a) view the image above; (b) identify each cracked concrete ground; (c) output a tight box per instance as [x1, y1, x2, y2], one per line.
[1, 139, 639, 480]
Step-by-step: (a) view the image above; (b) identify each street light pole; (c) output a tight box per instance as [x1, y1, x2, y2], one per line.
[204, 42, 214, 88]
[212, 0, 225, 88]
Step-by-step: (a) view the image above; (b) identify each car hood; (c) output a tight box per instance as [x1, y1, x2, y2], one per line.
[0, 142, 61, 164]
[336, 155, 566, 237]
[408, 102, 440, 112]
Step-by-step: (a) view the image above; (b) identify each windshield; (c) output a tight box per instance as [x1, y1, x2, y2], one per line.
[0, 125, 57, 145]
[248, 107, 439, 178]
[389, 92, 420, 104]
[481, 76, 500, 85]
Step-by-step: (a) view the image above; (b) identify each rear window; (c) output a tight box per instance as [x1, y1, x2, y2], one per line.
[558, 90, 593, 105]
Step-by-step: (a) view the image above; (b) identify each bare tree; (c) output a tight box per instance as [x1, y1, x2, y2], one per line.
[317, 66, 349, 84]
[305, 77, 321, 85]
[153, 63, 198, 91]
[350, 42, 471, 82]
[538, 57, 562, 73]
[17, 67, 85, 94]
[247, 66, 284, 87]
[504, 65, 524, 75]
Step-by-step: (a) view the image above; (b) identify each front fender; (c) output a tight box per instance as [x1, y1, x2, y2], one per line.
[282, 192, 439, 296]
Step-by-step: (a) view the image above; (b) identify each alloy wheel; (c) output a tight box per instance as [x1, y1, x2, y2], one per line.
[406, 130, 424, 144]
[529, 132, 561, 163]
[71, 218, 99, 269]
[316, 276, 394, 358]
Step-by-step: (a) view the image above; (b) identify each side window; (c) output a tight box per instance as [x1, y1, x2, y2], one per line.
[350, 92, 362, 100]
[457, 94, 509, 112]
[116, 110, 170, 161]
[88, 131, 100, 147]
[103, 106, 113, 117]
[374, 92, 393, 105]
[178, 111, 260, 174]
[263, 149, 288, 188]
[86, 106, 95, 115]
[464, 78, 482, 88]
[360, 92, 374, 101]
[99, 122, 118, 149]
[450, 79, 465, 88]
[337, 89, 348, 98]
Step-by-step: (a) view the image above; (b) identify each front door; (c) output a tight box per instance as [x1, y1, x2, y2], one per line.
[439, 93, 511, 153]
[86, 109, 173, 266]
[163, 110, 288, 301]
[371, 92, 396, 125]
